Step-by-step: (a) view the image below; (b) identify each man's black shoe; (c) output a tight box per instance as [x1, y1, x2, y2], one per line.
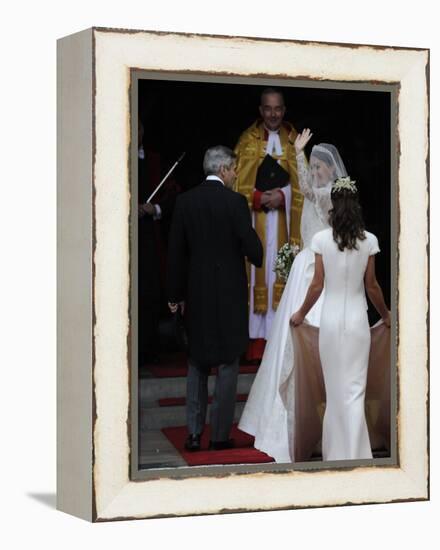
[184, 434, 201, 451]
[208, 439, 234, 451]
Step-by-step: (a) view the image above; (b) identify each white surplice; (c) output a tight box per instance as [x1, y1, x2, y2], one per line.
[249, 131, 291, 340]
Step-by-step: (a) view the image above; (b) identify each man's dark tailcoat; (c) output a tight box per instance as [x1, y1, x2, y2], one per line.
[167, 179, 263, 365]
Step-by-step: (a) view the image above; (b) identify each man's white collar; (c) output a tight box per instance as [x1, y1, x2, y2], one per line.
[206, 175, 224, 185]
[266, 131, 283, 156]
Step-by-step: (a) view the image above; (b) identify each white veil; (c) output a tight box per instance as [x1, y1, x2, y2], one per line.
[311, 143, 348, 181]
[300, 143, 348, 247]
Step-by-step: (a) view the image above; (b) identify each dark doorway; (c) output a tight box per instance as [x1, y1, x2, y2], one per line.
[136, 76, 392, 469]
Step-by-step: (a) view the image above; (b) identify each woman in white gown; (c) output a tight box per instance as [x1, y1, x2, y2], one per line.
[238, 129, 348, 462]
[291, 179, 390, 461]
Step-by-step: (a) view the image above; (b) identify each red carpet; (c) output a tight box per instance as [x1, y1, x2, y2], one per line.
[162, 424, 274, 466]
[245, 338, 266, 361]
[158, 393, 248, 407]
[149, 364, 259, 377]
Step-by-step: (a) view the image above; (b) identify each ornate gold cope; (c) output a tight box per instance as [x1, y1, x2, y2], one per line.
[234, 121, 303, 313]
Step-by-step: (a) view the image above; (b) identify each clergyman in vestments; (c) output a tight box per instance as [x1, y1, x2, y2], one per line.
[234, 88, 303, 360]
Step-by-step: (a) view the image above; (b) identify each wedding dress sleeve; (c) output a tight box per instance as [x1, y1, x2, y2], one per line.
[296, 152, 315, 202]
[313, 185, 333, 227]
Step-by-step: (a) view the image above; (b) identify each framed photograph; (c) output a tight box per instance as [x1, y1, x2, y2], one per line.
[57, 27, 429, 521]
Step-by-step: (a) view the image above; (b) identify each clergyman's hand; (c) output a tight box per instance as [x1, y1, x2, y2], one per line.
[260, 191, 272, 208]
[265, 189, 284, 210]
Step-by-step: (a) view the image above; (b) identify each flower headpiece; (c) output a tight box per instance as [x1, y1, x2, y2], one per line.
[332, 176, 357, 194]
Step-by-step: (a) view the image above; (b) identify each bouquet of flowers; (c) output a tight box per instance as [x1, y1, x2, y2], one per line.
[274, 242, 301, 282]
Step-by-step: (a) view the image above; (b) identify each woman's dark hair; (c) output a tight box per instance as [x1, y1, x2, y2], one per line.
[329, 188, 366, 251]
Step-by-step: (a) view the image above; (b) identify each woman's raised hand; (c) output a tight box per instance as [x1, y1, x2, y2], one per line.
[294, 128, 313, 154]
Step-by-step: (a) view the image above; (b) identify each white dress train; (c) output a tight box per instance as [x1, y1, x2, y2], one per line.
[238, 247, 324, 462]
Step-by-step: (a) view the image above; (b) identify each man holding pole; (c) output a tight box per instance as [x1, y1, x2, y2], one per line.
[137, 119, 182, 365]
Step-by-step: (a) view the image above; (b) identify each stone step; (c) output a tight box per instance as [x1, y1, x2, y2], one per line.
[140, 401, 246, 431]
[139, 429, 187, 468]
[139, 372, 256, 403]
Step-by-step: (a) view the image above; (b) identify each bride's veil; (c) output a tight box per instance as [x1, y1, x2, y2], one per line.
[300, 143, 348, 247]
[310, 143, 348, 183]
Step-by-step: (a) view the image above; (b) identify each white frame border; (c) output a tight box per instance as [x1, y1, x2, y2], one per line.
[59, 28, 430, 521]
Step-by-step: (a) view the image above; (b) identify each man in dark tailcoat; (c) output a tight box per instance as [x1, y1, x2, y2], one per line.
[167, 145, 263, 451]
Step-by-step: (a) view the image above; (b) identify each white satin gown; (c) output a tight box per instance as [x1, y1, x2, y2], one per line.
[310, 228, 379, 460]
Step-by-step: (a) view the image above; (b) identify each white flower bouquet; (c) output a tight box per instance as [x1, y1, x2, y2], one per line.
[274, 242, 301, 282]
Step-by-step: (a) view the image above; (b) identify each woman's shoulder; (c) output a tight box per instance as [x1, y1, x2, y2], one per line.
[362, 230, 380, 254]
[314, 228, 332, 241]
[314, 227, 332, 235]
[310, 228, 332, 252]
[364, 230, 376, 238]
[363, 230, 379, 244]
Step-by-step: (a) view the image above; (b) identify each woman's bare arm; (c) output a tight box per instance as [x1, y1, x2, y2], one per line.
[364, 255, 390, 326]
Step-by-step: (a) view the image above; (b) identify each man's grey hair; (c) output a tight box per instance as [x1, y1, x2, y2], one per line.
[203, 145, 236, 176]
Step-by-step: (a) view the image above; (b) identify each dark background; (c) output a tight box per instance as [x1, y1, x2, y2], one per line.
[139, 78, 392, 323]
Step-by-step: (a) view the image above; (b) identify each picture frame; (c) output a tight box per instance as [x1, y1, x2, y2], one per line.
[57, 27, 429, 521]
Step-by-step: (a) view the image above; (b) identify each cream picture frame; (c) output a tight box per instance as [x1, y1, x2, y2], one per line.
[57, 27, 429, 522]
